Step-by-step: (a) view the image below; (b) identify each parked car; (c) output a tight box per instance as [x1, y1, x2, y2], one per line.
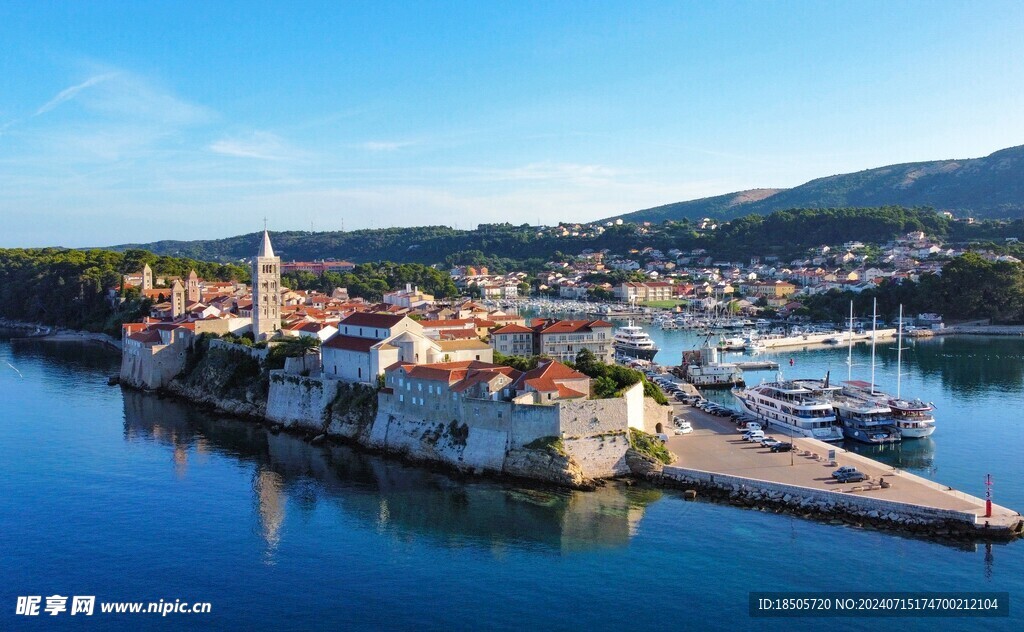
[832, 466, 868, 483]
[654, 433, 669, 443]
[674, 422, 693, 435]
[741, 422, 762, 433]
[743, 430, 765, 442]
[760, 438, 782, 448]
[770, 442, 794, 453]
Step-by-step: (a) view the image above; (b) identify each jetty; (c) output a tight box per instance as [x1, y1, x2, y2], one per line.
[660, 404, 1023, 540]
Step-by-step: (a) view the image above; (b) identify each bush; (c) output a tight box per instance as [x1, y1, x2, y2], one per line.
[629, 428, 672, 464]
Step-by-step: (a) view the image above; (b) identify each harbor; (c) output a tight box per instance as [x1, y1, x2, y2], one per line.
[661, 403, 1023, 539]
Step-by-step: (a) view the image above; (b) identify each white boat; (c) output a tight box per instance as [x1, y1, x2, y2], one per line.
[732, 378, 845, 442]
[612, 323, 659, 361]
[679, 344, 744, 388]
[843, 304, 936, 438]
[832, 391, 900, 444]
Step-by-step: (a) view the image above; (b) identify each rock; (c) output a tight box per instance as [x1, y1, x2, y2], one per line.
[782, 493, 792, 503]
[684, 490, 697, 500]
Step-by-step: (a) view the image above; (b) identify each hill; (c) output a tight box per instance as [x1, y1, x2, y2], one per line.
[610, 145, 1024, 223]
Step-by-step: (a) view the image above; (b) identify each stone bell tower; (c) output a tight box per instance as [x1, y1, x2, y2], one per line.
[252, 229, 281, 340]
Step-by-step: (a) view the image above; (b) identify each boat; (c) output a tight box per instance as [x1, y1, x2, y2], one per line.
[677, 344, 744, 388]
[612, 322, 659, 361]
[832, 391, 900, 443]
[732, 378, 845, 442]
[843, 304, 936, 438]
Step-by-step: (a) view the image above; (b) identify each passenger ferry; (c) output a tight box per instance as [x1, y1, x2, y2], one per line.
[612, 323, 659, 361]
[832, 392, 900, 444]
[732, 379, 844, 442]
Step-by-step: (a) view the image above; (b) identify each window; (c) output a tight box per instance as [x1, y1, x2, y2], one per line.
[399, 394, 404, 403]
[358, 367, 362, 378]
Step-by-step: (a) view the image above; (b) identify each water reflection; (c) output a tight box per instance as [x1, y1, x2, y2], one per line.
[845, 438, 937, 474]
[121, 389, 660, 555]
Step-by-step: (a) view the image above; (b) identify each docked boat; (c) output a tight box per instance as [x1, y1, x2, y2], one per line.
[677, 344, 744, 388]
[832, 392, 900, 443]
[732, 379, 845, 442]
[842, 303, 937, 439]
[612, 323, 659, 361]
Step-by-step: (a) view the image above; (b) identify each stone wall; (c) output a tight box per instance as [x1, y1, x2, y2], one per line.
[563, 432, 631, 478]
[265, 372, 341, 430]
[662, 465, 979, 527]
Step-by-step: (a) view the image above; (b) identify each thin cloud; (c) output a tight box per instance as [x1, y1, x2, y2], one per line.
[358, 140, 417, 152]
[209, 131, 299, 161]
[35, 73, 119, 116]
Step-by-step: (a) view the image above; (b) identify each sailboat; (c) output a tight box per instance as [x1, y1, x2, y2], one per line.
[844, 303, 937, 439]
[833, 299, 901, 444]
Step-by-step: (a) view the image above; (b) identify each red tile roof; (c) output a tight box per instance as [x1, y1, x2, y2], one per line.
[339, 312, 406, 329]
[322, 334, 379, 352]
[492, 324, 533, 334]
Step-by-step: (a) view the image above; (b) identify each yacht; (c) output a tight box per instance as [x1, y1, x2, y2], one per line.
[732, 379, 845, 442]
[843, 303, 937, 439]
[612, 323, 659, 361]
[832, 392, 900, 443]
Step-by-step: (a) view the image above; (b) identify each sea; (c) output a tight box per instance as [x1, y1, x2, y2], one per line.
[1, 328, 1022, 631]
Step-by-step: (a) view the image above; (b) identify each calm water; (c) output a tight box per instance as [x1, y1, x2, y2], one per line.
[1, 332, 1022, 631]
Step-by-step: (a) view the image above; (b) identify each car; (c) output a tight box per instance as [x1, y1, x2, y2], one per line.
[770, 442, 794, 452]
[674, 422, 693, 435]
[760, 438, 782, 448]
[654, 433, 669, 443]
[743, 430, 765, 442]
[832, 466, 868, 483]
[740, 422, 762, 433]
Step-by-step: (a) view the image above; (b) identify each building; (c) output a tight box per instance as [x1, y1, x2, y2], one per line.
[252, 230, 282, 340]
[744, 280, 796, 298]
[383, 283, 435, 309]
[490, 323, 537, 356]
[281, 260, 356, 275]
[489, 319, 614, 363]
[616, 282, 673, 303]
[321, 312, 493, 383]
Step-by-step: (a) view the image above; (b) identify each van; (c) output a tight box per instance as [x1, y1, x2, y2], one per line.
[741, 422, 762, 433]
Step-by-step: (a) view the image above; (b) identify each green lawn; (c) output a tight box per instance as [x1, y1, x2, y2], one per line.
[640, 300, 683, 309]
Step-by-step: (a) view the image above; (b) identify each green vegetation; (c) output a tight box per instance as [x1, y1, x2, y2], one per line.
[110, 207, 986, 267]
[324, 381, 379, 432]
[800, 253, 1024, 324]
[629, 428, 673, 464]
[282, 261, 458, 301]
[0, 247, 246, 336]
[611, 145, 1024, 223]
[640, 299, 683, 309]
[525, 435, 567, 457]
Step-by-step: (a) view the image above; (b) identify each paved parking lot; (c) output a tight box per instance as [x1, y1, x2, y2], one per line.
[664, 398, 1020, 526]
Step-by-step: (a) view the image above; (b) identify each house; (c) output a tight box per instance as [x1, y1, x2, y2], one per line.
[509, 360, 591, 404]
[490, 323, 536, 356]
[384, 283, 435, 309]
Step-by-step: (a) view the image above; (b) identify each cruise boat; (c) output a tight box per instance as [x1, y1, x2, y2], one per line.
[612, 323, 659, 361]
[732, 379, 844, 442]
[832, 392, 900, 443]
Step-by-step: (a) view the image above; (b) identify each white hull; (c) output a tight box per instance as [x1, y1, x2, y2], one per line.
[895, 424, 935, 439]
[734, 393, 844, 442]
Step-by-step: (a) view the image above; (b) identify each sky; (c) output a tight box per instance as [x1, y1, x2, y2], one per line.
[1, 1, 1024, 247]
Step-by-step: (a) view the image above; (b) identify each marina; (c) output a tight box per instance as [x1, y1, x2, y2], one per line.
[662, 404, 1022, 538]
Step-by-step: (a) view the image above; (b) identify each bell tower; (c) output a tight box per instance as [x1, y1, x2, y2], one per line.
[252, 229, 281, 340]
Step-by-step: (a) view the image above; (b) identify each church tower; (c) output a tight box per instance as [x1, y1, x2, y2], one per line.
[170, 279, 186, 319]
[187, 269, 200, 304]
[252, 230, 281, 340]
[142, 264, 153, 290]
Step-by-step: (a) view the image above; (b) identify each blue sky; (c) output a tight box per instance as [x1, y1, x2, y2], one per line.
[2, 1, 1023, 247]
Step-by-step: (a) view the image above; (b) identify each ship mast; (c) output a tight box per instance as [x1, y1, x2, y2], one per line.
[896, 304, 904, 399]
[870, 297, 877, 395]
[846, 300, 854, 382]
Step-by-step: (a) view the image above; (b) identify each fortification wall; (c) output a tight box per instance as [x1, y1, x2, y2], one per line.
[265, 372, 341, 430]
